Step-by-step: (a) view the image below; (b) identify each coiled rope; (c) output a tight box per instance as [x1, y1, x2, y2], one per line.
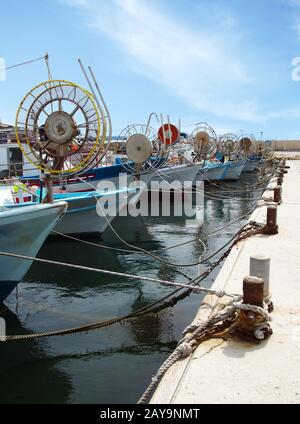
[137, 301, 271, 404]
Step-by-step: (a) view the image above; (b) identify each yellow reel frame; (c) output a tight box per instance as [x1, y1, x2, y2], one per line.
[15, 80, 107, 176]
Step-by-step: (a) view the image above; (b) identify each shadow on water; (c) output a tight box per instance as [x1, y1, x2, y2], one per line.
[0, 172, 269, 403]
[0, 305, 72, 404]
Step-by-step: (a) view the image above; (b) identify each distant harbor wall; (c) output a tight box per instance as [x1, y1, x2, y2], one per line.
[268, 140, 300, 151]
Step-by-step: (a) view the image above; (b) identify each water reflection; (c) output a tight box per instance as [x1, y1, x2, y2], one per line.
[0, 305, 72, 404]
[0, 172, 270, 404]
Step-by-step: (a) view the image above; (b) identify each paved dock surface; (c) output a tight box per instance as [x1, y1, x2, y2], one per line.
[151, 161, 300, 404]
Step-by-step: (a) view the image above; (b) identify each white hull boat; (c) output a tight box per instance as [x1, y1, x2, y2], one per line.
[53, 187, 142, 236]
[196, 162, 230, 181]
[145, 163, 203, 187]
[222, 159, 248, 181]
[243, 159, 264, 172]
[1, 181, 144, 237]
[0, 201, 67, 302]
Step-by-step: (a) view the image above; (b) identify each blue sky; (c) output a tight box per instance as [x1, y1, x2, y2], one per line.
[1, 0, 300, 139]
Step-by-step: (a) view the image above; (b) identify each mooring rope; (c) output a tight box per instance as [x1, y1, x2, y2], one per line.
[0, 221, 267, 342]
[76, 177, 208, 271]
[81, 178, 265, 269]
[152, 167, 273, 202]
[199, 162, 279, 193]
[137, 300, 271, 404]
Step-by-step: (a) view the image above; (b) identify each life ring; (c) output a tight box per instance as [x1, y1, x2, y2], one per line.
[158, 124, 179, 145]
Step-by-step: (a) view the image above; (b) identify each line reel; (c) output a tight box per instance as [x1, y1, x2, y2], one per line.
[121, 115, 179, 176]
[191, 123, 218, 161]
[219, 133, 238, 158]
[238, 134, 255, 155]
[15, 61, 111, 178]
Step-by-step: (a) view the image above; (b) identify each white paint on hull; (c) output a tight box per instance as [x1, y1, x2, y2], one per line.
[0, 202, 67, 298]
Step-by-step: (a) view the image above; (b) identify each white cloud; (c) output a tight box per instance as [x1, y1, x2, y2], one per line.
[60, 0, 262, 122]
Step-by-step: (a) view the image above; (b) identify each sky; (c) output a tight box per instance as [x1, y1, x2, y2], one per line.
[1, 0, 300, 139]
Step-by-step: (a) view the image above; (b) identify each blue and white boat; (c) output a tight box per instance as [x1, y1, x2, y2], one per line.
[242, 157, 265, 173]
[50, 187, 141, 236]
[0, 200, 67, 302]
[196, 161, 231, 181]
[1, 178, 143, 236]
[21, 161, 203, 193]
[222, 159, 248, 181]
[146, 162, 203, 186]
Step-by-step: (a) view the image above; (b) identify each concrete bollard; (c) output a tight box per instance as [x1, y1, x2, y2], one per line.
[250, 256, 270, 298]
[243, 276, 264, 307]
[273, 185, 282, 204]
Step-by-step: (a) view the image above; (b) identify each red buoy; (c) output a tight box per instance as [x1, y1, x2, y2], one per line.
[158, 124, 180, 145]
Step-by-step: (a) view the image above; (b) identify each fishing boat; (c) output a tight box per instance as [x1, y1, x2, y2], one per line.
[174, 123, 229, 183]
[146, 162, 203, 186]
[21, 162, 129, 193]
[0, 200, 67, 302]
[222, 159, 248, 181]
[238, 135, 268, 173]
[196, 161, 230, 181]
[50, 186, 142, 236]
[1, 180, 143, 236]
[242, 157, 265, 172]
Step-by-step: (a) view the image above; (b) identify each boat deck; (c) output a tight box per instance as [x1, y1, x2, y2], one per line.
[150, 160, 300, 404]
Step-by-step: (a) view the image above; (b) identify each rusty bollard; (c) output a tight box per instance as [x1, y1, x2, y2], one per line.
[263, 204, 278, 235]
[243, 276, 264, 307]
[234, 276, 272, 342]
[273, 185, 282, 204]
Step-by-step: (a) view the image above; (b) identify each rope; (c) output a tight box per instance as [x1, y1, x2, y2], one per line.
[0, 221, 266, 341]
[81, 176, 268, 270]
[0, 250, 222, 293]
[145, 222, 266, 315]
[152, 167, 273, 202]
[137, 301, 271, 404]
[75, 177, 208, 270]
[53, 197, 259, 258]
[52, 230, 139, 254]
[1, 166, 275, 341]
[201, 163, 278, 193]
[0, 54, 47, 72]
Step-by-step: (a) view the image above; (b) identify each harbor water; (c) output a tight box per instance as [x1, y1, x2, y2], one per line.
[0, 173, 265, 404]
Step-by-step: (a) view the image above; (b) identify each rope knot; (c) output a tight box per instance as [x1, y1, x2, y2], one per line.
[215, 289, 226, 298]
[232, 301, 273, 341]
[176, 342, 193, 358]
